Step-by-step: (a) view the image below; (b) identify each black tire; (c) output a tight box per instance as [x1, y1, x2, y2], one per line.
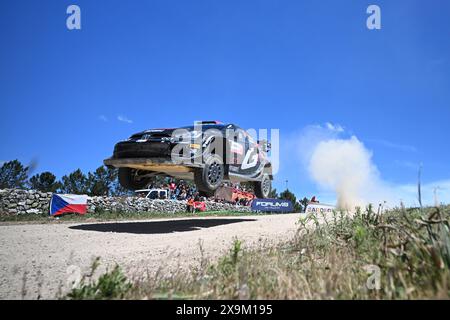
[194, 154, 224, 197]
[118, 167, 151, 191]
[253, 174, 272, 198]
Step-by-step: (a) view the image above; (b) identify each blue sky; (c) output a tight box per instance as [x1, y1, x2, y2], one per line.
[1, 0, 449, 205]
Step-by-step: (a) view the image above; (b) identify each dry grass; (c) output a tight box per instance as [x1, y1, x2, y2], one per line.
[65, 205, 450, 300]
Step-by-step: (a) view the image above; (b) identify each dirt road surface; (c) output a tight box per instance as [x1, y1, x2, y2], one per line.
[0, 214, 301, 299]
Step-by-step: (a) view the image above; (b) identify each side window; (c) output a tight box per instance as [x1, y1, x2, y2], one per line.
[234, 130, 246, 165]
[237, 130, 245, 148]
[149, 191, 158, 199]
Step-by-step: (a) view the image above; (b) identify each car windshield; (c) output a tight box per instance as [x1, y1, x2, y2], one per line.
[180, 124, 227, 131]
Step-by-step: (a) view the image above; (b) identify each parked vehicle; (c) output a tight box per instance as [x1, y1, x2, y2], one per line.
[135, 189, 168, 200]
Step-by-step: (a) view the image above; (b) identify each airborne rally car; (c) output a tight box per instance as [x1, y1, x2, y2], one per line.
[104, 121, 273, 198]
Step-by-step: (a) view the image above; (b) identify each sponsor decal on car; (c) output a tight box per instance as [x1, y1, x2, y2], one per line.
[229, 140, 244, 155]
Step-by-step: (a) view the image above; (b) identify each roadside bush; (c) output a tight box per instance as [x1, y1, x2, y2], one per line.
[66, 258, 131, 300]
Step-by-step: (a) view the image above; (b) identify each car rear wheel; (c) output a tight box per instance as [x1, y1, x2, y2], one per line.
[194, 154, 224, 197]
[253, 174, 271, 198]
[118, 167, 151, 191]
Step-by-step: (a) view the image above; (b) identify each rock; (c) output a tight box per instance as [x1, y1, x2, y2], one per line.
[0, 188, 251, 217]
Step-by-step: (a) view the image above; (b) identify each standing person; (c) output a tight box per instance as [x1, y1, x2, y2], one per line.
[169, 180, 176, 197]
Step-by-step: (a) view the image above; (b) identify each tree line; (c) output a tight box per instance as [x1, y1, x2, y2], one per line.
[0, 159, 128, 196]
[0, 159, 310, 210]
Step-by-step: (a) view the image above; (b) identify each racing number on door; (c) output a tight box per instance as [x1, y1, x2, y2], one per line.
[241, 148, 258, 170]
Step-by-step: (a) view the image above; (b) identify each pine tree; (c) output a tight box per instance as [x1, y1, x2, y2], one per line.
[87, 166, 116, 196]
[60, 169, 89, 194]
[299, 197, 310, 213]
[28, 171, 61, 192]
[0, 160, 29, 189]
[279, 189, 302, 212]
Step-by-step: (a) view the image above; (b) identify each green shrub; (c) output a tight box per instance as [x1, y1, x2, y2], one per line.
[66, 259, 131, 300]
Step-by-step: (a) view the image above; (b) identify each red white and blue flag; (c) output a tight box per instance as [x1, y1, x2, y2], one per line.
[49, 194, 88, 216]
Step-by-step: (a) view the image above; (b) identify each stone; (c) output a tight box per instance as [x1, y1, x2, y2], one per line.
[0, 188, 251, 217]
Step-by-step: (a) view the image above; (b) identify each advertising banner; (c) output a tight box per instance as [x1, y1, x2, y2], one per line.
[251, 198, 294, 213]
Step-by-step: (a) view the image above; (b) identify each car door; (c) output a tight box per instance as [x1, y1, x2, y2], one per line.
[227, 126, 262, 178]
[239, 133, 262, 176]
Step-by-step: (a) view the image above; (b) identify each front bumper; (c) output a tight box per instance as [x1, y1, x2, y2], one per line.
[112, 141, 172, 159]
[104, 157, 203, 173]
[105, 140, 204, 172]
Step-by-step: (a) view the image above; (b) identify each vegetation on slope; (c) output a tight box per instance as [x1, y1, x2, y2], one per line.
[66, 205, 450, 299]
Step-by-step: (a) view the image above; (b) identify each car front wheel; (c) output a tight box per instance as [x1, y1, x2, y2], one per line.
[194, 154, 225, 197]
[253, 174, 272, 198]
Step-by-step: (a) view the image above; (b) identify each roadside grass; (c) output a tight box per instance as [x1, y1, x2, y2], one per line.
[0, 210, 254, 224]
[65, 205, 450, 299]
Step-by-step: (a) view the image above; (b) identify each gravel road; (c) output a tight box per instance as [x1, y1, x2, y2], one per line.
[0, 214, 301, 299]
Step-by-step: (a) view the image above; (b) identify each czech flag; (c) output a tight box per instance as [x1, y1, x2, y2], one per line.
[49, 194, 88, 216]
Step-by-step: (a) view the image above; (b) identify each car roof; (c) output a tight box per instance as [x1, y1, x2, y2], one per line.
[132, 122, 241, 136]
[181, 123, 239, 130]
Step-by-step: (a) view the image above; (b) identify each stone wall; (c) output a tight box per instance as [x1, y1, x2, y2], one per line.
[0, 189, 53, 215]
[0, 189, 251, 216]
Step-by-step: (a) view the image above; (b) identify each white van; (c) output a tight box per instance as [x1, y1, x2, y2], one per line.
[135, 189, 168, 200]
